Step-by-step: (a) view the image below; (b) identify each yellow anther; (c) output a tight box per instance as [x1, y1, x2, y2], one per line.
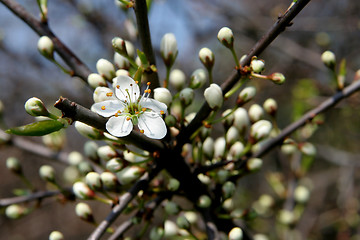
[101, 106, 106, 110]
[106, 92, 113, 97]
[142, 108, 147, 112]
[147, 89, 152, 93]
[116, 85, 120, 89]
[135, 81, 139, 84]
[126, 117, 131, 121]
[115, 113, 119, 117]
[160, 110, 164, 115]
[147, 82, 151, 86]
[140, 129, 144, 134]
[117, 110, 122, 114]
[135, 111, 139, 114]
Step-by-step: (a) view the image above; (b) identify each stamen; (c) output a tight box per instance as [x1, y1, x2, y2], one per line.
[136, 81, 139, 84]
[142, 108, 147, 112]
[126, 117, 131, 121]
[116, 85, 120, 89]
[101, 106, 106, 110]
[135, 111, 139, 114]
[147, 82, 151, 86]
[160, 110, 164, 115]
[117, 110, 122, 114]
[140, 129, 144, 134]
[106, 92, 113, 97]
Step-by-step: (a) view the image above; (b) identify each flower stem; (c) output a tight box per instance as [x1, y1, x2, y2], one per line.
[230, 47, 240, 69]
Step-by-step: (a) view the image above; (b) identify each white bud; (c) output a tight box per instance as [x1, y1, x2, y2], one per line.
[68, 151, 84, 166]
[75, 121, 103, 140]
[250, 120, 272, 142]
[250, 59, 265, 73]
[63, 166, 80, 184]
[197, 173, 211, 185]
[214, 137, 226, 159]
[96, 58, 116, 80]
[161, 33, 178, 67]
[222, 181, 236, 199]
[248, 104, 264, 122]
[233, 108, 250, 132]
[85, 172, 102, 191]
[164, 220, 179, 237]
[6, 157, 22, 174]
[116, 165, 144, 185]
[78, 161, 93, 175]
[154, 87, 172, 106]
[247, 158, 263, 172]
[184, 112, 196, 126]
[217, 27, 234, 48]
[73, 181, 95, 199]
[39, 165, 55, 182]
[114, 52, 130, 69]
[263, 98, 277, 115]
[222, 109, 234, 127]
[203, 137, 215, 159]
[238, 86, 256, 104]
[183, 211, 198, 224]
[112, 37, 127, 55]
[258, 194, 274, 209]
[179, 88, 194, 106]
[269, 72, 286, 85]
[321, 50, 336, 68]
[169, 69, 186, 90]
[75, 202, 93, 221]
[123, 150, 148, 163]
[167, 178, 180, 191]
[223, 198, 235, 211]
[5, 204, 25, 219]
[299, 142, 316, 156]
[97, 145, 117, 161]
[227, 141, 244, 160]
[116, 69, 130, 77]
[24, 97, 49, 117]
[101, 172, 118, 190]
[204, 83, 223, 109]
[197, 195, 212, 208]
[199, 47, 215, 70]
[278, 209, 295, 225]
[228, 227, 243, 240]
[106, 158, 123, 172]
[37, 36, 54, 59]
[49, 231, 64, 240]
[93, 87, 116, 103]
[294, 185, 310, 203]
[84, 141, 99, 162]
[87, 73, 106, 88]
[226, 126, 240, 145]
[253, 234, 269, 240]
[190, 69, 207, 89]
[164, 201, 179, 215]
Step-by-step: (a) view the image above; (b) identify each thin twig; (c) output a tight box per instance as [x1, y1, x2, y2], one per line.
[0, 0, 92, 82]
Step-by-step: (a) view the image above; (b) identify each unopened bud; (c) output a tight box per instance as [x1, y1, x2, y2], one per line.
[112, 37, 127, 56]
[75, 121, 103, 140]
[165, 115, 176, 127]
[37, 36, 54, 59]
[116, 166, 144, 185]
[253, 234, 269, 240]
[96, 58, 116, 80]
[179, 88, 194, 106]
[250, 120, 272, 142]
[6, 157, 22, 174]
[161, 33, 178, 67]
[203, 137, 215, 159]
[248, 104, 264, 122]
[217, 27, 234, 49]
[222, 109, 234, 128]
[87, 73, 106, 88]
[85, 172, 102, 191]
[24, 97, 50, 117]
[42, 130, 66, 151]
[93, 87, 116, 103]
[189, 69, 207, 89]
[169, 69, 186, 90]
[227, 141, 244, 160]
[114, 52, 130, 70]
[176, 215, 190, 230]
[197, 195, 212, 208]
[281, 139, 298, 155]
[214, 137, 226, 159]
[116, 69, 130, 77]
[100, 172, 118, 190]
[237, 86, 256, 105]
[97, 145, 117, 161]
[5, 204, 25, 219]
[164, 201, 179, 215]
[197, 173, 211, 185]
[164, 220, 179, 237]
[251, 59, 265, 73]
[167, 178, 180, 191]
[84, 141, 100, 162]
[222, 181, 236, 199]
[233, 108, 250, 132]
[68, 151, 84, 166]
[226, 126, 240, 145]
[228, 227, 243, 240]
[106, 158, 123, 172]
[150, 227, 164, 240]
[49, 231, 64, 240]
[294, 185, 310, 203]
[75, 202, 94, 222]
[39, 165, 55, 182]
[263, 98, 277, 116]
[321, 50, 336, 69]
[299, 142, 316, 156]
[154, 88, 172, 107]
[73, 181, 95, 199]
[78, 161, 93, 175]
[247, 158, 263, 172]
[204, 83, 223, 109]
[199, 47, 215, 70]
[278, 209, 295, 225]
[269, 72, 285, 85]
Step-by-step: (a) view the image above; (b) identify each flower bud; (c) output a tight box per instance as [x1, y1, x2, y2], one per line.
[237, 86, 256, 105]
[229, 227, 243, 240]
[96, 58, 116, 80]
[116, 165, 144, 185]
[154, 87, 172, 107]
[278, 209, 295, 225]
[251, 59, 265, 73]
[227, 141, 244, 160]
[197, 173, 211, 185]
[263, 98, 277, 116]
[222, 109, 234, 128]
[49, 231, 64, 240]
[299, 142, 316, 156]
[250, 120, 272, 142]
[199, 47, 215, 70]
[85, 172, 102, 191]
[42, 130, 66, 151]
[246, 158, 263, 172]
[150, 227, 164, 240]
[269, 72, 285, 85]
[217, 27, 234, 49]
[6, 157, 22, 174]
[106, 158, 123, 172]
[164, 201, 179, 215]
[112, 37, 127, 56]
[226, 126, 240, 145]
[68, 151, 84, 166]
[294, 185, 310, 203]
[167, 178, 180, 191]
[37, 36, 54, 59]
[179, 88, 194, 106]
[84, 141, 100, 162]
[233, 108, 250, 132]
[24, 97, 50, 117]
[281, 139, 297, 155]
[78, 161, 93, 175]
[223, 198, 235, 211]
[100, 172, 118, 190]
[161, 33, 178, 67]
[176, 215, 190, 230]
[165, 115, 176, 127]
[39, 165, 55, 182]
[97, 145, 117, 161]
[189, 69, 207, 89]
[93, 87, 116, 103]
[87, 73, 106, 88]
[197, 195, 212, 208]
[114, 52, 130, 70]
[321, 50, 336, 69]
[222, 181, 236, 199]
[248, 104, 264, 122]
[169, 69, 186, 90]
[75, 202, 94, 222]
[203, 137, 215, 159]
[73, 181, 95, 199]
[204, 83, 223, 109]
[258, 194, 274, 210]
[184, 211, 198, 224]
[214, 137, 226, 159]
[116, 69, 130, 77]
[164, 220, 179, 237]
[5, 204, 25, 219]
[75, 121, 103, 140]
[253, 234, 269, 240]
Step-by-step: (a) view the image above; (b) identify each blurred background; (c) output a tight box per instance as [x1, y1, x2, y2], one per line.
[1, 0, 360, 239]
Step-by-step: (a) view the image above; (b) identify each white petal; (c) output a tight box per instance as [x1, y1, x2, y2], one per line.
[141, 98, 168, 113]
[92, 100, 125, 117]
[114, 75, 140, 103]
[106, 115, 133, 137]
[138, 112, 167, 139]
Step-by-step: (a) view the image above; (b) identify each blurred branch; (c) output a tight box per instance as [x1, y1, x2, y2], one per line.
[0, 0, 92, 82]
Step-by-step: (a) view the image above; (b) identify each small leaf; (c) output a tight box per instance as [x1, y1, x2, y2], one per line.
[6, 120, 64, 136]
[136, 49, 149, 68]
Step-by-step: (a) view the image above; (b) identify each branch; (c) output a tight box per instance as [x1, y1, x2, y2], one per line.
[0, 0, 92, 81]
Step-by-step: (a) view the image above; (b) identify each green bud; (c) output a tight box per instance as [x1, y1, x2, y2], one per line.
[189, 69, 207, 89]
[269, 72, 285, 85]
[197, 195, 211, 208]
[165, 114, 176, 127]
[176, 216, 190, 230]
[222, 181, 236, 199]
[167, 178, 180, 191]
[150, 227, 164, 240]
[164, 201, 179, 215]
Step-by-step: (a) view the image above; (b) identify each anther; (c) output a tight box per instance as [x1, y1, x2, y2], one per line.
[116, 85, 120, 89]
[160, 110, 164, 115]
[101, 106, 106, 110]
[147, 82, 151, 86]
[106, 92, 113, 97]
[140, 130, 144, 134]
[126, 117, 131, 121]
[142, 108, 147, 112]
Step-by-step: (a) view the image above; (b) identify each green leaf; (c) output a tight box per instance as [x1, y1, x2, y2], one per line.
[6, 120, 64, 136]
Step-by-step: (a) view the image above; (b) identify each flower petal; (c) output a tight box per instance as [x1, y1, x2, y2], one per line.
[106, 115, 133, 137]
[141, 98, 168, 114]
[114, 75, 140, 103]
[92, 100, 125, 117]
[138, 112, 167, 139]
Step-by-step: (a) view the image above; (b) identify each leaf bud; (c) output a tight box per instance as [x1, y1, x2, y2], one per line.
[294, 185, 310, 203]
[167, 178, 180, 191]
[189, 69, 207, 89]
[176, 216, 190, 230]
[24, 97, 50, 117]
[228, 227, 243, 240]
[39, 165, 56, 182]
[114, 52, 130, 70]
[72, 181, 95, 200]
[204, 83, 223, 109]
[164, 201, 179, 215]
[321, 50, 336, 69]
[85, 172, 102, 191]
[263, 98, 277, 116]
[96, 58, 116, 80]
[49, 231, 64, 240]
[217, 27, 234, 49]
[100, 172, 118, 190]
[222, 181, 236, 199]
[154, 87, 172, 107]
[37, 36, 54, 59]
[68, 151, 84, 166]
[199, 47, 215, 70]
[87, 73, 106, 89]
[6, 157, 22, 175]
[97, 145, 117, 161]
[75, 121, 103, 140]
[75, 202, 94, 222]
[269, 72, 286, 85]
[93, 87, 116, 103]
[197, 195, 212, 208]
[106, 158, 123, 172]
[237, 86, 256, 105]
[250, 59, 265, 73]
[248, 104, 264, 123]
[179, 88, 194, 106]
[5, 204, 25, 219]
[246, 158, 263, 172]
[116, 165, 144, 185]
[233, 108, 250, 132]
[169, 69, 186, 90]
[203, 137, 215, 159]
[161, 33, 178, 67]
[214, 137, 226, 159]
